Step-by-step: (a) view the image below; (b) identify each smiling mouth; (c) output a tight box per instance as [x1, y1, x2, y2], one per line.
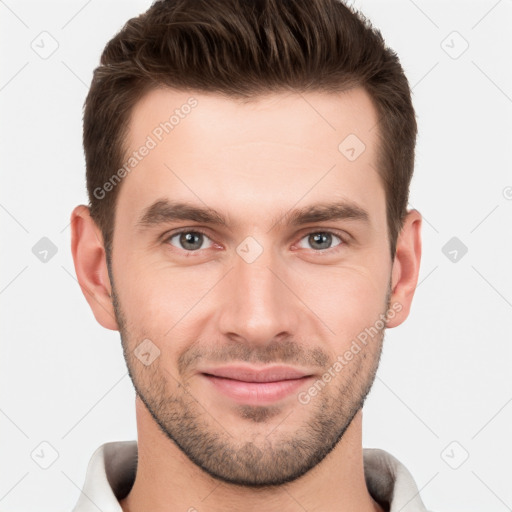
[199, 365, 314, 404]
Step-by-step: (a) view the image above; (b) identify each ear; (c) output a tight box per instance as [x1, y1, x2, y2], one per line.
[70, 205, 119, 331]
[386, 209, 422, 328]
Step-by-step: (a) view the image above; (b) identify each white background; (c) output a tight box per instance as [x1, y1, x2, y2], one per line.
[1, 0, 511, 511]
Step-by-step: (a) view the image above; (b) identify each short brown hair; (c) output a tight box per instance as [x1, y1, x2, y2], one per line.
[83, 0, 417, 261]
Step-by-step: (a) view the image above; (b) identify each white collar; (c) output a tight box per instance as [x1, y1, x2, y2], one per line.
[72, 441, 430, 512]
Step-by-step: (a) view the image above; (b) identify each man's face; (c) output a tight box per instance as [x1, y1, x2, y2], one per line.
[110, 87, 394, 486]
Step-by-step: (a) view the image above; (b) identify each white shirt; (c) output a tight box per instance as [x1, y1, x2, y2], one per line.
[71, 441, 432, 512]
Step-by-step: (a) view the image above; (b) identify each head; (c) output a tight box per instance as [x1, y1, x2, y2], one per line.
[72, 0, 421, 487]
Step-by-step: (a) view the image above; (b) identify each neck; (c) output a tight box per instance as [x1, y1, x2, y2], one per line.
[120, 397, 385, 512]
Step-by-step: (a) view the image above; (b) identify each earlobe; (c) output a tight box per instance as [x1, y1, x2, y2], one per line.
[70, 205, 119, 331]
[386, 209, 422, 328]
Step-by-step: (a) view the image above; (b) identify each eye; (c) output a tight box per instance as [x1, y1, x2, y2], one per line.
[165, 229, 214, 251]
[296, 231, 344, 252]
[163, 228, 346, 254]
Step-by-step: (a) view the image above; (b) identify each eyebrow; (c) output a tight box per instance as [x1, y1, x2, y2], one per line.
[136, 198, 370, 231]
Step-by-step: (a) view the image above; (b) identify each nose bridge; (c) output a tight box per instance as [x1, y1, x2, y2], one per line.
[218, 237, 298, 344]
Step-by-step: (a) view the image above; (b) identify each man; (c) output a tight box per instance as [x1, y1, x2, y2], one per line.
[70, 0, 428, 510]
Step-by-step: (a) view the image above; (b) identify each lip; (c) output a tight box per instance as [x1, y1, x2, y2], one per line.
[199, 365, 314, 404]
[200, 364, 311, 382]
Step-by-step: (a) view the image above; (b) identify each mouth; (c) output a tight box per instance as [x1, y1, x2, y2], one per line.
[199, 365, 314, 405]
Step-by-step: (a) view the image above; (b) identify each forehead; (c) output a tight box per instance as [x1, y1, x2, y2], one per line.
[116, 86, 383, 231]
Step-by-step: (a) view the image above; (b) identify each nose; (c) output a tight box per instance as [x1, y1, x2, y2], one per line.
[216, 239, 301, 347]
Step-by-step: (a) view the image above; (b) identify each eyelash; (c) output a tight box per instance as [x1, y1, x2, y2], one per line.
[162, 228, 348, 255]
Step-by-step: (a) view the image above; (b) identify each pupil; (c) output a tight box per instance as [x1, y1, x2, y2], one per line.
[182, 232, 201, 250]
[311, 233, 330, 249]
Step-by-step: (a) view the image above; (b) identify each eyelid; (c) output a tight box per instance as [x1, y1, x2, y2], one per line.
[295, 227, 350, 243]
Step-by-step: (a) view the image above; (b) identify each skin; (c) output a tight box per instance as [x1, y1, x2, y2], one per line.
[71, 86, 422, 512]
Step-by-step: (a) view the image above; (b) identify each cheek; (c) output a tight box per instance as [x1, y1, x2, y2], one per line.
[114, 254, 218, 341]
[297, 265, 389, 344]
[114, 240, 390, 356]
